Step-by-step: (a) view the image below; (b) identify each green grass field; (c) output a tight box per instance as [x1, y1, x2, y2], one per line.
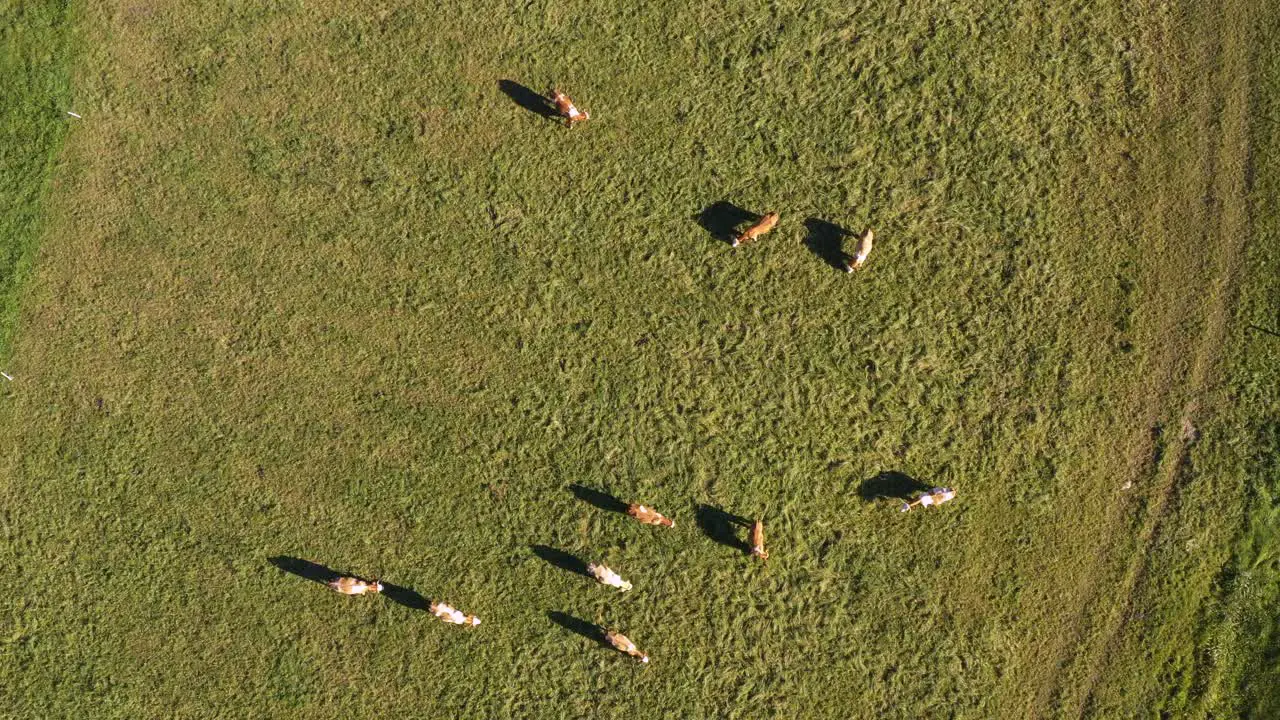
[0, 0, 73, 357]
[2, 0, 1278, 717]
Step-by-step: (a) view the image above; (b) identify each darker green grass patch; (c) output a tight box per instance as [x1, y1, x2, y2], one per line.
[0, 0, 74, 358]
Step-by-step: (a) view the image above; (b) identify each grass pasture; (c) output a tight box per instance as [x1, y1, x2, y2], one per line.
[2, 0, 1278, 717]
[0, 0, 73, 357]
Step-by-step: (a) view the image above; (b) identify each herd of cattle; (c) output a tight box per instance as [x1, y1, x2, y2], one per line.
[321, 492, 956, 664]
[303, 85, 957, 664]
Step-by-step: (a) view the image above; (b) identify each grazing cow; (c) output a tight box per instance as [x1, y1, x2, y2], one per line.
[430, 601, 481, 626]
[733, 212, 779, 247]
[628, 503, 675, 528]
[587, 562, 632, 592]
[750, 519, 769, 560]
[327, 576, 383, 596]
[901, 487, 957, 512]
[605, 630, 649, 663]
[550, 88, 589, 127]
[844, 229, 874, 272]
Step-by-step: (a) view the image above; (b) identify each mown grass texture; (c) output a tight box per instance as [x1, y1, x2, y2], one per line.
[1, 0, 1276, 717]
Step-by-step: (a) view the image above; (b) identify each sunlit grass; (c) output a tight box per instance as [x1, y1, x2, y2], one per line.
[0, 1, 73, 357]
[0, 0, 1276, 717]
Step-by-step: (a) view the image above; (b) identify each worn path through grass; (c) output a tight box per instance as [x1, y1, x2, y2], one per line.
[1038, 0, 1258, 715]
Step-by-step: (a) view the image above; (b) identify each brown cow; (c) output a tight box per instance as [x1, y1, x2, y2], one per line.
[605, 630, 650, 663]
[844, 229, 874, 272]
[327, 576, 383, 596]
[750, 519, 769, 560]
[733, 212, 779, 247]
[628, 503, 675, 528]
[550, 88, 589, 127]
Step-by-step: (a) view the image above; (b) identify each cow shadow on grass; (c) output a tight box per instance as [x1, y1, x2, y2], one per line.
[695, 504, 752, 554]
[531, 544, 591, 577]
[381, 582, 430, 611]
[547, 611, 607, 646]
[1248, 323, 1280, 339]
[498, 80, 558, 120]
[696, 201, 758, 246]
[803, 218, 854, 272]
[268, 556, 340, 585]
[268, 555, 429, 610]
[858, 471, 931, 502]
[569, 484, 629, 514]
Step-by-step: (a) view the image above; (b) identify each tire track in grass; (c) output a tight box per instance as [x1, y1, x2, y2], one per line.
[1025, 1, 1203, 709]
[1032, 0, 1254, 715]
[1072, 1, 1253, 712]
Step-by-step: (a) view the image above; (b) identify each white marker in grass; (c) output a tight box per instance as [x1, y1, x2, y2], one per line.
[66, 111, 82, 119]
[0, 371, 13, 381]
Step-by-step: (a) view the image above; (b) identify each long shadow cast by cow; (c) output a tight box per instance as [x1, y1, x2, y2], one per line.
[547, 611, 607, 647]
[568, 484, 629, 514]
[803, 218, 853, 272]
[498, 79, 558, 120]
[696, 201, 758, 246]
[1248, 323, 1280, 339]
[268, 556, 341, 586]
[695, 505, 752, 554]
[531, 544, 591, 577]
[381, 582, 429, 611]
[858, 471, 931, 502]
